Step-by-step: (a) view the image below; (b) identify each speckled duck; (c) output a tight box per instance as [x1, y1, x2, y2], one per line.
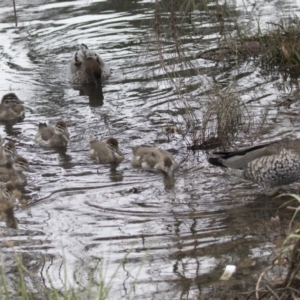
[208, 139, 300, 194]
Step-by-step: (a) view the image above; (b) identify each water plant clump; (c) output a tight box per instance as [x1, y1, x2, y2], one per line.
[243, 194, 300, 300]
[186, 91, 246, 150]
[231, 15, 300, 75]
[256, 16, 300, 74]
[0, 250, 128, 300]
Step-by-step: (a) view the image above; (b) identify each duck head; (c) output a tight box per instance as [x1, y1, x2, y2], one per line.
[54, 120, 70, 139]
[106, 137, 123, 157]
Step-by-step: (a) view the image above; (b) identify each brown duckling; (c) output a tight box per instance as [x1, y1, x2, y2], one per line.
[132, 146, 176, 177]
[35, 120, 70, 147]
[89, 137, 124, 164]
[0, 93, 25, 121]
[0, 156, 29, 187]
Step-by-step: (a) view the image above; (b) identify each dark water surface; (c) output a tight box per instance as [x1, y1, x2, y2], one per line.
[1, 0, 300, 299]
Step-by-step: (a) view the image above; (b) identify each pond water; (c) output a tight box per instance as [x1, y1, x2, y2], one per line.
[1, 0, 300, 299]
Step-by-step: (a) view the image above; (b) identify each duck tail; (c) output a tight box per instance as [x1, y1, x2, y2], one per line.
[38, 123, 47, 130]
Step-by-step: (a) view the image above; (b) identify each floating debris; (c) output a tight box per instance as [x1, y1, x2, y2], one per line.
[220, 265, 236, 280]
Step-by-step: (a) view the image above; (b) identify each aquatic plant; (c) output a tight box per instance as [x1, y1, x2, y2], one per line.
[0, 247, 137, 300]
[149, 0, 269, 150]
[245, 194, 300, 300]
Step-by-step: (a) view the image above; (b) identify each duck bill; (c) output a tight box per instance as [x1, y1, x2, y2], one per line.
[16, 99, 24, 104]
[116, 148, 124, 157]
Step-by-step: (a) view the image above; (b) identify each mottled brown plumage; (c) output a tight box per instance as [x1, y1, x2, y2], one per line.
[36, 120, 70, 147]
[132, 146, 176, 177]
[89, 137, 124, 164]
[12, 103, 26, 119]
[0, 93, 25, 121]
[0, 156, 29, 187]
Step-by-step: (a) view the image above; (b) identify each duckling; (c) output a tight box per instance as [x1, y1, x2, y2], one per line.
[132, 146, 176, 177]
[0, 93, 25, 121]
[0, 141, 17, 166]
[0, 183, 15, 203]
[68, 44, 110, 84]
[0, 156, 29, 187]
[0, 183, 18, 229]
[35, 120, 70, 147]
[89, 137, 124, 164]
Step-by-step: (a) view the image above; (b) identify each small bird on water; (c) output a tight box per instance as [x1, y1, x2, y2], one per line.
[89, 137, 124, 164]
[132, 146, 176, 177]
[67, 44, 110, 84]
[35, 120, 70, 147]
[0, 93, 25, 121]
[0, 156, 29, 187]
[208, 139, 300, 195]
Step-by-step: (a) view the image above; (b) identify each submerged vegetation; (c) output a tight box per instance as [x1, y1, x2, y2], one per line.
[0, 249, 135, 300]
[151, 0, 300, 150]
[252, 17, 300, 72]
[243, 194, 300, 300]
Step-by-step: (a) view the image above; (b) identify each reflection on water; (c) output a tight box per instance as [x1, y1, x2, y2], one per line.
[2, 208, 18, 229]
[72, 84, 104, 107]
[108, 166, 124, 182]
[0, 0, 300, 299]
[163, 175, 176, 190]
